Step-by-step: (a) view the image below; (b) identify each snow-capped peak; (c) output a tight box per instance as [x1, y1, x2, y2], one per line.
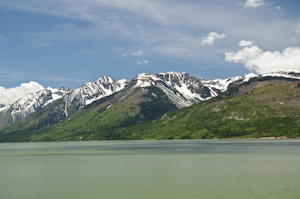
[3, 69, 300, 128]
[0, 87, 71, 124]
[134, 73, 161, 87]
[97, 76, 114, 84]
[70, 76, 129, 106]
[134, 72, 238, 108]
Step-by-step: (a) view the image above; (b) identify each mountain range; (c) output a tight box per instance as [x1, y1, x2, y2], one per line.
[1, 70, 300, 142]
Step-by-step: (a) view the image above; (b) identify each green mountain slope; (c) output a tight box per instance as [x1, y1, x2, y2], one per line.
[0, 86, 176, 142]
[118, 80, 300, 139]
[1, 78, 300, 142]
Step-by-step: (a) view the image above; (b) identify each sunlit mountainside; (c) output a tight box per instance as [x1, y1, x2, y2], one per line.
[1, 70, 300, 142]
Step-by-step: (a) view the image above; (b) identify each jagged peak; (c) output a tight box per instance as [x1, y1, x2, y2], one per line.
[59, 86, 71, 92]
[97, 75, 115, 84]
[80, 76, 114, 88]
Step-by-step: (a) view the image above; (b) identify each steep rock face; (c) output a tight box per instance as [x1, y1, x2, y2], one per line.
[0, 87, 71, 128]
[133, 72, 246, 108]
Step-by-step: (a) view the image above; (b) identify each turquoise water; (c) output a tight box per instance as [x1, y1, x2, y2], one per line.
[0, 140, 300, 199]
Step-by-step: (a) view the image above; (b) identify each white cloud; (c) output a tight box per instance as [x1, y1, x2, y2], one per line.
[121, 53, 128, 57]
[244, 0, 265, 8]
[200, 32, 226, 46]
[0, 81, 44, 105]
[136, 60, 149, 65]
[225, 43, 300, 74]
[238, 40, 254, 47]
[1, 0, 298, 62]
[277, 6, 282, 10]
[132, 50, 144, 56]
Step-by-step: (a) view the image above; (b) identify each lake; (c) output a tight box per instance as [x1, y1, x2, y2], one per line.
[0, 139, 299, 199]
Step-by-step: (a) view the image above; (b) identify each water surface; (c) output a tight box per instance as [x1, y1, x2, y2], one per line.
[1, 140, 299, 199]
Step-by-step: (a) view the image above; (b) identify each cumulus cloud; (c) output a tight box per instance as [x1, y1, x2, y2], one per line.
[0, 81, 44, 105]
[132, 50, 144, 56]
[277, 6, 282, 10]
[238, 40, 254, 47]
[225, 42, 300, 74]
[244, 0, 265, 8]
[136, 60, 149, 65]
[200, 32, 226, 46]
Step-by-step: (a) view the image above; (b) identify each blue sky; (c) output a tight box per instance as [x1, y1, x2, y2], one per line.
[0, 0, 300, 91]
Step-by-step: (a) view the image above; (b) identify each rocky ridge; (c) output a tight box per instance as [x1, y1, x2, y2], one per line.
[2, 70, 300, 129]
[0, 87, 71, 128]
[133, 72, 248, 108]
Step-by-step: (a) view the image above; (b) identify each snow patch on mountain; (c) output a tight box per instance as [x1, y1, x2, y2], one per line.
[203, 76, 244, 92]
[133, 71, 245, 108]
[134, 73, 161, 88]
[261, 70, 300, 79]
[244, 73, 258, 82]
[118, 78, 130, 89]
[0, 105, 9, 112]
[75, 76, 130, 106]
[2, 70, 300, 128]
[7, 87, 71, 122]
[61, 76, 130, 117]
